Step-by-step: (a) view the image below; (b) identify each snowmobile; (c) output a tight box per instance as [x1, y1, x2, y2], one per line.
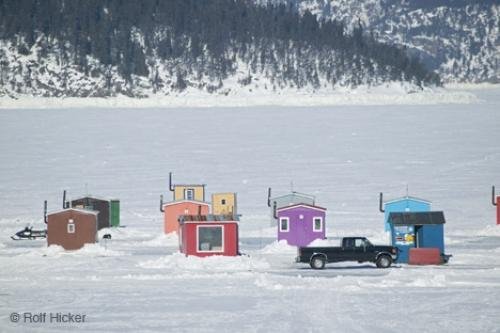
[11, 226, 47, 240]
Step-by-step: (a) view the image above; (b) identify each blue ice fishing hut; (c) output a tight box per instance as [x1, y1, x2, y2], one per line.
[387, 211, 446, 264]
[379, 193, 431, 231]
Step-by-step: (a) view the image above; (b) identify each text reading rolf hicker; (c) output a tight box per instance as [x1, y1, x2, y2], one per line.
[11, 312, 87, 324]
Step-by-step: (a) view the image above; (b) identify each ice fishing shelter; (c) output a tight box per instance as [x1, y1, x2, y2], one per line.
[379, 192, 431, 231]
[45, 202, 98, 250]
[64, 191, 120, 230]
[267, 188, 316, 226]
[160, 198, 210, 234]
[178, 215, 239, 257]
[275, 203, 326, 247]
[168, 172, 206, 202]
[492, 186, 500, 225]
[212, 193, 237, 215]
[387, 211, 446, 264]
[160, 172, 211, 234]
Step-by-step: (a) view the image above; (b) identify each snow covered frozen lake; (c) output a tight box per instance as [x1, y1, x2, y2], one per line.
[1, 86, 499, 332]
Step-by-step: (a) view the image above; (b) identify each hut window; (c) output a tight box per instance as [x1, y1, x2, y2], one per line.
[221, 199, 226, 205]
[185, 189, 195, 200]
[313, 217, 323, 232]
[279, 217, 289, 232]
[67, 219, 75, 234]
[197, 226, 223, 252]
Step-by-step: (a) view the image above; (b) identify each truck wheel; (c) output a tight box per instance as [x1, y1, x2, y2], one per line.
[310, 256, 326, 270]
[376, 255, 392, 268]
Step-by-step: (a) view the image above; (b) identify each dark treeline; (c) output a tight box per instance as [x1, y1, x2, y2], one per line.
[392, 0, 500, 9]
[0, 0, 439, 96]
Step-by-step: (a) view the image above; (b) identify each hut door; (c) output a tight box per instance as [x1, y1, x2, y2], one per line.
[415, 226, 423, 248]
[298, 217, 308, 246]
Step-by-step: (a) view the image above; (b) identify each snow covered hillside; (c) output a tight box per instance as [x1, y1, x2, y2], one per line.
[0, 87, 499, 332]
[263, 0, 500, 83]
[0, 0, 439, 99]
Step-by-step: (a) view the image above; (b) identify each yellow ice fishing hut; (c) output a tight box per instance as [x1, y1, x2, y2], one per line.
[169, 172, 206, 202]
[212, 193, 237, 215]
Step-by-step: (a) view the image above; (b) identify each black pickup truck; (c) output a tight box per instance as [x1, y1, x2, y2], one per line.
[296, 237, 398, 269]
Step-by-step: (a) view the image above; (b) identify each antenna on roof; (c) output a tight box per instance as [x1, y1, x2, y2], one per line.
[267, 188, 272, 207]
[493, 186, 497, 206]
[273, 201, 277, 219]
[160, 195, 164, 212]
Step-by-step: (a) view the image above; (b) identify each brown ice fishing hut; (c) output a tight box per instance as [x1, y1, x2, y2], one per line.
[47, 208, 98, 250]
[71, 196, 111, 230]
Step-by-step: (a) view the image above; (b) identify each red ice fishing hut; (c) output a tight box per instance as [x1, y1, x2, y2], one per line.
[493, 186, 500, 225]
[178, 215, 239, 257]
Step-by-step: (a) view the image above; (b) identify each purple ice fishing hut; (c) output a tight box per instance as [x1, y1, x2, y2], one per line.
[275, 203, 327, 247]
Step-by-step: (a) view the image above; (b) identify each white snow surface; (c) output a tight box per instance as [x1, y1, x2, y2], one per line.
[0, 86, 499, 332]
[138, 252, 270, 272]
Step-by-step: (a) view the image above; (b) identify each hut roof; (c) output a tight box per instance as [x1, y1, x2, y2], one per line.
[47, 208, 99, 216]
[178, 214, 240, 223]
[271, 191, 315, 201]
[162, 200, 210, 208]
[71, 195, 115, 202]
[388, 212, 446, 225]
[277, 203, 326, 212]
[172, 184, 206, 188]
[384, 196, 431, 205]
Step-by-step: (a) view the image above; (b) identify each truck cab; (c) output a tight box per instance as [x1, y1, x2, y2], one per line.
[340, 237, 376, 262]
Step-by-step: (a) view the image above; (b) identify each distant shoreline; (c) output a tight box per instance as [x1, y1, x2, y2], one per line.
[0, 84, 491, 109]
